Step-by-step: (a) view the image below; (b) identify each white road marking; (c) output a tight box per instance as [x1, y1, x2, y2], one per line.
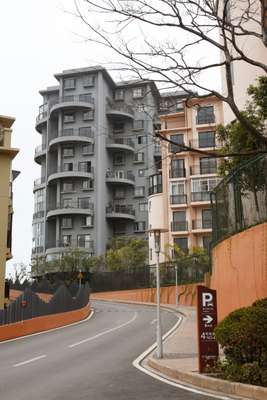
[133, 310, 234, 400]
[13, 354, 47, 368]
[68, 311, 138, 348]
[150, 319, 157, 325]
[0, 308, 94, 345]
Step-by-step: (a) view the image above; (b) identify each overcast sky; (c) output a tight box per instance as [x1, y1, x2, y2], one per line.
[1, 0, 220, 276]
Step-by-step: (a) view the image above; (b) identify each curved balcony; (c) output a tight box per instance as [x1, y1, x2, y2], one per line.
[49, 128, 94, 149]
[50, 94, 94, 115]
[33, 176, 46, 192]
[48, 166, 94, 184]
[106, 205, 136, 221]
[106, 136, 135, 153]
[46, 201, 94, 219]
[35, 110, 48, 133]
[106, 103, 134, 120]
[34, 144, 46, 164]
[106, 171, 135, 186]
[46, 240, 94, 257]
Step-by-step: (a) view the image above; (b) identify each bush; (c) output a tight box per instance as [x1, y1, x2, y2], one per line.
[214, 302, 267, 386]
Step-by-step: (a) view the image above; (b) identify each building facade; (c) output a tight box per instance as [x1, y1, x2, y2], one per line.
[0, 115, 19, 308]
[148, 96, 223, 265]
[32, 67, 161, 270]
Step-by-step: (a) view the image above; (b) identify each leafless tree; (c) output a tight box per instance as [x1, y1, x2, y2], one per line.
[73, 0, 267, 144]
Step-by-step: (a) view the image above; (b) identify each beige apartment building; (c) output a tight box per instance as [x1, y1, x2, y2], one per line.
[0, 115, 19, 309]
[148, 96, 223, 265]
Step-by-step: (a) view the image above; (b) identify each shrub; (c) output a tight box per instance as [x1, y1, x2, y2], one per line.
[252, 297, 267, 308]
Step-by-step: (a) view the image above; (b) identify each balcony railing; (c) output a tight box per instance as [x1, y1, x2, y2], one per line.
[192, 219, 212, 230]
[191, 192, 211, 202]
[53, 165, 94, 174]
[34, 176, 46, 187]
[33, 210, 45, 219]
[35, 144, 46, 154]
[36, 111, 48, 123]
[48, 200, 94, 211]
[107, 136, 135, 148]
[196, 114, 215, 124]
[106, 103, 134, 117]
[190, 164, 217, 175]
[148, 184, 162, 196]
[189, 139, 218, 149]
[58, 127, 94, 138]
[170, 194, 187, 205]
[50, 94, 95, 107]
[106, 171, 135, 182]
[106, 204, 135, 216]
[169, 168, 186, 178]
[171, 221, 188, 231]
[53, 239, 94, 251]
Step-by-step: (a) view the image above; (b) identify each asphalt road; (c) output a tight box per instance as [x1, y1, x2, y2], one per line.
[0, 301, 219, 400]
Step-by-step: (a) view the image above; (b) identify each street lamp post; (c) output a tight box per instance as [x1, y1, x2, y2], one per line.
[149, 228, 168, 359]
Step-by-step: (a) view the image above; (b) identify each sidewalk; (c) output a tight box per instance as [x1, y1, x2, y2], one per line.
[146, 306, 267, 400]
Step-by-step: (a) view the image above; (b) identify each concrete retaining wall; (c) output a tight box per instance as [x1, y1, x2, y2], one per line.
[211, 222, 267, 321]
[0, 303, 91, 342]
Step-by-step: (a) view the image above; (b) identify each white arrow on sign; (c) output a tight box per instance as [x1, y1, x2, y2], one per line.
[203, 315, 213, 324]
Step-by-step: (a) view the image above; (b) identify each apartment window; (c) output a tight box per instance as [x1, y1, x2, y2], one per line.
[62, 235, 72, 246]
[170, 159, 185, 178]
[198, 132, 215, 148]
[133, 87, 144, 98]
[63, 78, 75, 90]
[113, 153, 125, 166]
[79, 161, 91, 172]
[200, 157, 217, 174]
[114, 188, 125, 199]
[63, 162, 73, 172]
[32, 222, 44, 248]
[63, 113, 75, 123]
[134, 152, 145, 163]
[202, 209, 212, 229]
[113, 122, 124, 133]
[137, 135, 146, 145]
[114, 222, 126, 235]
[79, 126, 93, 136]
[62, 182, 74, 192]
[63, 128, 74, 136]
[134, 221, 146, 232]
[63, 198, 73, 208]
[172, 211, 187, 231]
[83, 110, 94, 120]
[176, 101, 184, 111]
[114, 89, 124, 101]
[34, 189, 44, 213]
[134, 186, 145, 197]
[77, 234, 91, 248]
[192, 178, 219, 193]
[138, 169, 145, 177]
[170, 134, 184, 153]
[139, 202, 148, 212]
[82, 215, 93, 227]
[78, 197, 90, 208]
[82, 144, 94, 155]
[173, 237, 188, 253]
[81, 179, 93, 191]
[170, 181, 185, 195]
[196, 106, 215, 124]
[83, 75, 95, 87]
[62, 217, 72, 229]
[63, 147, 74, 157]
[133, 120, 144, 130]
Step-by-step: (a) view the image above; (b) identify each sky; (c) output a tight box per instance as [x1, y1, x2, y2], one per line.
[1, 0, 220, 276]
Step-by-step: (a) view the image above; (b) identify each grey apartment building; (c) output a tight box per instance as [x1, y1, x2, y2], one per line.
[32, 66, 162, 265]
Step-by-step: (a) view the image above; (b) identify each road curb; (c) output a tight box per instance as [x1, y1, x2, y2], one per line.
[148, 358, 267, 400]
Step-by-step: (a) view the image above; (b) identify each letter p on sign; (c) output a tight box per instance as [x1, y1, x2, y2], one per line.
[202, 292, 213, 307]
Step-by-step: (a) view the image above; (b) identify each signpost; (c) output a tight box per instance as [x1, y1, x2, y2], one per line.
[197, 285, 219, 373]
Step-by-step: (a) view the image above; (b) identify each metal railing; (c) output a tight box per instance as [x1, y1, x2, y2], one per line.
[51, 165, 94, 174]
[46, 239, 94, 251]
[148, 184, 162, 196]
[190, 164, 217, 175]
[170, 194, 187, 205]
[171, 221, 188, 231]
[50, 94, 94, 107]
[196, 114, 215, 124]
[191, 192, 211, 202]
[34, 176, 46, 187]
[58, 127, 94, 138]
[189, 138, 218, 149]
[36, 111, 48, 123]
[211, 155, 267, 245]
[106, 170, 135, 182]
[192, 219, 212, 230]
[33, 210, 45, 219]
[48, 200, 94, 211]
[35, 144, 46, 154]
[169, 143, 187, 153]
[169, 168, 186, 178]
[107, 136, 135, 148]
[106, 103, 134, 117]
[106, 204, 135, 216]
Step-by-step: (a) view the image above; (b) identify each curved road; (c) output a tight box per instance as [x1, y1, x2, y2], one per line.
[0, 301, 218, 400]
